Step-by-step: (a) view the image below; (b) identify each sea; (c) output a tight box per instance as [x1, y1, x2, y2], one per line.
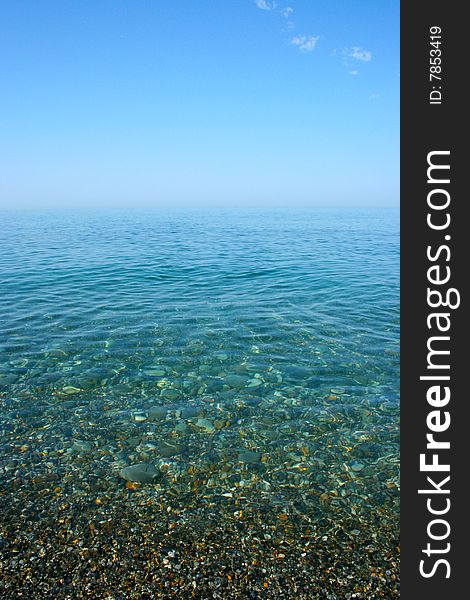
[0, 207, 400, 597]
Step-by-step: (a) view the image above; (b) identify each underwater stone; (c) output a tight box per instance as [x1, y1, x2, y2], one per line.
[76, 376, 98, 390]
[148, 406, 167, 421]
[158, 442, 185, 457]
[47, 349, 67, 357]
[238, 451, 262, 464]
[181, 406, 202, 419]
[195, 418, 216, 433]
[127, 436, 142, 448]
[350, 460, 365, 472]
[284, 366, 312, 379]
[225, 375, 248, 389]
[113, 383, 132, 393]
[144, 368, 167, 377]
[351, 442, 378, 458]
[132, 412, 147, 423]
[62, 386, 81, 395]
[71, 440, 93, 452]
[119, 463, 159, 483]
[174, 422, 189, 434]
[161, 388, 180, 400]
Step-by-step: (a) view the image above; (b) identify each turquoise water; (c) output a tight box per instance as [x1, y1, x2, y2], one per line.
[0, 208, 399, 596]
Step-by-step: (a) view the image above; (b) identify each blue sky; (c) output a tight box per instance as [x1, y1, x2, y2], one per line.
[0, 1, 399, 209]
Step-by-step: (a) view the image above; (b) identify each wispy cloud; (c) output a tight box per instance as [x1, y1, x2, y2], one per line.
[291, 35, 319, 52]
[349, 69, 359, 76]
[280, 6, 294, 30]
[255, 0, 276, 10]
[343, 46, 372, 62]
[370, 92, 380, 100]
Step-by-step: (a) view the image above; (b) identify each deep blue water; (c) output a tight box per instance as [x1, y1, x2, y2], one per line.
[0, 207, 399, 525]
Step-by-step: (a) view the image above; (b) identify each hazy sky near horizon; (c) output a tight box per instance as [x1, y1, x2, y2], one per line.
[1, 1, 399, 210]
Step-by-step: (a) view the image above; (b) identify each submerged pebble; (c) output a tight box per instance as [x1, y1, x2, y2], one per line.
[181, 406, 202, 419]
[174, 422, 189, 434]
[158, 442, 185, 457]
[350, 460, 365, 472]
[148, 406, 167, 420]
[132, 412, 147, 423]
[71, 440, 93, 452]
[195, 418, 216, 433]
[119, 463, 159, 483]
[238, 451, 262, 463]
[161, 388, 180, 400]
[144, 368, 167, 377]
[47, 348, 67, 357]
[62, 386, 81, 395]
[225, 375, 248, 389]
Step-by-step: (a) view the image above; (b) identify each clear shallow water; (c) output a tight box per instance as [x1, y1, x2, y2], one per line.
[0, 208, 399, 595]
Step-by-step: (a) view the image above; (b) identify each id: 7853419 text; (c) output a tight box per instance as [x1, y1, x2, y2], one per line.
[429, 26, 443, 105]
